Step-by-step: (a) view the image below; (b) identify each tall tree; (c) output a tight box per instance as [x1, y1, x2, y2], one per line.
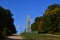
[0, 6, 17, 36]
[31, 4, 60, 34]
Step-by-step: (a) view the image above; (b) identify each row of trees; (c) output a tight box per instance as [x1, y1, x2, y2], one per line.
[0, 6, 17, 39]
[31, 4, 60, 34]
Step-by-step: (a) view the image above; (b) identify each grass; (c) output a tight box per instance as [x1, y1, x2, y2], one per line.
[21, 33, 60, 40]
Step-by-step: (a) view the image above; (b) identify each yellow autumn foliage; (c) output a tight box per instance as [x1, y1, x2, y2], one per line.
[45, 8, 60, 16]
[37, 20, 43, 33]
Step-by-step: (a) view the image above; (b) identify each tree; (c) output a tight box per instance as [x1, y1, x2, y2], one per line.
[31, 23, 37, 31]
[31, 4, 60, 34]
[43, 4, 60, 33]
[31, 17, 44, 33]
[0, 6, 17, 37]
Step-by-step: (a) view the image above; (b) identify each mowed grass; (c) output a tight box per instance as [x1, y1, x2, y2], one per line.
[21, 33, 60, 40]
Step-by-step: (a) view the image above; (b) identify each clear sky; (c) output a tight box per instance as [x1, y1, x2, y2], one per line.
[0, 0, 60, 34]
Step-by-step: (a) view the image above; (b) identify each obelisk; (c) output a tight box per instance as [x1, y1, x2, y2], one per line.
[26, 13, 31, 33]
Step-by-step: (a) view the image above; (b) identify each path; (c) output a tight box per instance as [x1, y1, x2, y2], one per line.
[6, 34, 25, 40]
[41, 34, 60, 37]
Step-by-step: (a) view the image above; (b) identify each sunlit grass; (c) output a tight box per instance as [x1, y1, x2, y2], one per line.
[21, 33, 60, 40]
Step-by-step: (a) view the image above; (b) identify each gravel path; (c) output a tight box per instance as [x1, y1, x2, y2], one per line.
[6, 34, 25, 40]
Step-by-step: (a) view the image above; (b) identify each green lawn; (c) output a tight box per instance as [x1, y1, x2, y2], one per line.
[21, 33, 60, 40]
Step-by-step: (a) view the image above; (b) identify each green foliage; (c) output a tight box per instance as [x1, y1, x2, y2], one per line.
[0, 6, 17, 39]
[31, 23, 37, 31]
[31, 4, 60, 34]
[31, 17, 43, 32]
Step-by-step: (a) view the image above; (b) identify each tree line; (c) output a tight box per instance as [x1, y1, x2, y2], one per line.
[31, 4, 60, 34]
[0, 6, 17, 39]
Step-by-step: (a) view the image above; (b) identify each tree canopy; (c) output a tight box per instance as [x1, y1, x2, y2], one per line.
[0, 6, 17, 39]
[31, 4, 60, 34]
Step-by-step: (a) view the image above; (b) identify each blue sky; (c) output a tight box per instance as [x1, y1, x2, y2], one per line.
[0, 0, 60, 34]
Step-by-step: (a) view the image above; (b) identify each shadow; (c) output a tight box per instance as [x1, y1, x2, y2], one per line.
[5, 38, 26, 40]
[7, 34, 20, 36]
[5, 37, 35, 40]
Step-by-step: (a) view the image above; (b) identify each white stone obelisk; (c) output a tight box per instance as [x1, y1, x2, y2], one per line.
[26, 13, 31, 33]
